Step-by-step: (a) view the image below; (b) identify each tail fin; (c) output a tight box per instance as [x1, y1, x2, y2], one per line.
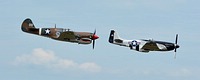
[21, 18, 36, 32]
[108, 30, 122, 43]
[21, 18, 39, 34]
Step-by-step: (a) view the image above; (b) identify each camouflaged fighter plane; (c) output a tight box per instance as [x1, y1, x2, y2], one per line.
[109, 30, 180, 58]
[21, 18, 99, 49]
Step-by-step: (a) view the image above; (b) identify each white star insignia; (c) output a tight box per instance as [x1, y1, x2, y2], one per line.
[45, 29, 50, 34]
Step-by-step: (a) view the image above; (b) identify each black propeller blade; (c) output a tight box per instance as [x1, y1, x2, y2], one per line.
[174, 34, 178, 52]
[93, 39, 95, 49]
[174, 34, 179, 59]
[92, 29, 97, 49]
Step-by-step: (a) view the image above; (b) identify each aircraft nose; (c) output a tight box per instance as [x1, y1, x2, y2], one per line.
[92, 35, 99, 40]
[176, 45, 180, 48]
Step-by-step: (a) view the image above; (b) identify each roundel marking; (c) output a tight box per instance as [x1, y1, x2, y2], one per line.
[131, 40, 138, 46]
[56, 32, 60, 37]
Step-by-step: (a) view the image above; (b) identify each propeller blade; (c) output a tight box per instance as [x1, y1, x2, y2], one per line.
[175, 34, 178, 44]
[92, 29, 97, 49]
[94, 29, 96, 35]
[93, 40, 95, 49]
[174, 34, 178, 52]
[174, 34, 179, 59]
[175, 48, 177, 52]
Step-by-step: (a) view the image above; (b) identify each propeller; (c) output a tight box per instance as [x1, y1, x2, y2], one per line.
[91, 29, 99, 49]
[174, 34, 180, 59]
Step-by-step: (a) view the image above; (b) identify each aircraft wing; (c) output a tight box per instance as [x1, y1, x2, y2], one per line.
[141, 40, 160, 50]
[57, 31, 77, 40]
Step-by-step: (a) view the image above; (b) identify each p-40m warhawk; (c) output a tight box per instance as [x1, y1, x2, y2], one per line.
[109, 30, 180, 58]
[21, 18, 99, 49]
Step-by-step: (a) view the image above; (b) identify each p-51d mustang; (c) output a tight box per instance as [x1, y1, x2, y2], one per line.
[21, 18, 99, 49]
[109, 30, 180, 58]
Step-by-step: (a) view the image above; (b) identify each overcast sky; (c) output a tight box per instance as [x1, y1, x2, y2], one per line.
[1, 0, 200, 80]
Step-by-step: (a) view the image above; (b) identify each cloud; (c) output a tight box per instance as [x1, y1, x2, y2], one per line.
[15, 48, 56, 65]
[14, 48, 101, 73]
[79, 63, 101, 72]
